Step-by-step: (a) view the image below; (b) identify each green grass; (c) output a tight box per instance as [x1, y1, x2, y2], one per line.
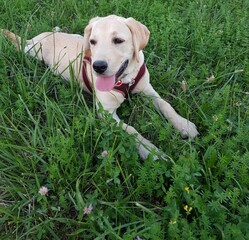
[0, 0, 249, 239]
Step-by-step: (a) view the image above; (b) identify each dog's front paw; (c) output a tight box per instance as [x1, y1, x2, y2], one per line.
[137, 141, 166, 161]
[174, 117, 199, 139]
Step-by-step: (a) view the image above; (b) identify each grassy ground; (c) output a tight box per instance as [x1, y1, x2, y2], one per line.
[0, 0, 248, 239]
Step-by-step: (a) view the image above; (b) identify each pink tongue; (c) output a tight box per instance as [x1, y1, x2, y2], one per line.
[96, 75, 115, 92]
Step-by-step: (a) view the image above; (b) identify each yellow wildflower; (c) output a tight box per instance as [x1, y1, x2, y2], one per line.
[169, 220, 177, 225]
[184, 186, 190, 193]
[184, 205, 189, 211]
[184, 204, 193, 212]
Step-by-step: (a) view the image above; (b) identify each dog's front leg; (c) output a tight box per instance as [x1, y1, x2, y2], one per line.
[142, 84, 199, 138]
[96, 92, 165, 160]
[112, 112, 163, 160]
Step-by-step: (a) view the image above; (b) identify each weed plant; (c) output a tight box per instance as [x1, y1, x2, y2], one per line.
[0, 0, 248, 239]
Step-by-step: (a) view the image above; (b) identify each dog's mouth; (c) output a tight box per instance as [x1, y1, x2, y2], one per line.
[115, 60, 129, 80]
[95, 60, 129, 92]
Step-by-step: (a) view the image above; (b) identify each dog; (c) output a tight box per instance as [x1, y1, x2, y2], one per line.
[1, 15, 199, 160]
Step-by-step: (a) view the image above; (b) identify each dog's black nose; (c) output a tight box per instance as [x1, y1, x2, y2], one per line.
[93, 60, 108, 74]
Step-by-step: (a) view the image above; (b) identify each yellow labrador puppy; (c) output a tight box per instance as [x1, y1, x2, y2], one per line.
[2, 15, 198, 159]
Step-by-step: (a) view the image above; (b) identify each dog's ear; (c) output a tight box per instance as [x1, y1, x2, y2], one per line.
[83, 17, 101, 57]
[125, 17, 150, 62]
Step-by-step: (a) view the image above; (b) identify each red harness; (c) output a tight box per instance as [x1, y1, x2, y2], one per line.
[82, 56, 146, 97]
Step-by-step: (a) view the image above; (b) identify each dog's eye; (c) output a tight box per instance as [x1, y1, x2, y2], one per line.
[113, 38, 125, 44]
[90, 39, 97, 45]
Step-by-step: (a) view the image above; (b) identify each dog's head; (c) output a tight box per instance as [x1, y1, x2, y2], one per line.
[83, 15, 150, 92]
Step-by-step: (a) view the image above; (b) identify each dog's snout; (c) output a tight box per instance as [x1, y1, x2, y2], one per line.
[93, 60, 108, 74]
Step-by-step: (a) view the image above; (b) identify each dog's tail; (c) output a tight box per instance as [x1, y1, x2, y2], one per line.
[1, 29, 24, 51]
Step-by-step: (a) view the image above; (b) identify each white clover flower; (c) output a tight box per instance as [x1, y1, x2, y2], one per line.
[101, 150, 108, 157]
[38, 186, 49, 196]
[84, 203, 93, 215]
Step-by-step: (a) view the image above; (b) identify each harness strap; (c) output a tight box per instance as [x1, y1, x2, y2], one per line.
[82, 56, 146, 97]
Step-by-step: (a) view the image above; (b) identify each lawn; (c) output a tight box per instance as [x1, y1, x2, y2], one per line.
[0, 0, 248, 239]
